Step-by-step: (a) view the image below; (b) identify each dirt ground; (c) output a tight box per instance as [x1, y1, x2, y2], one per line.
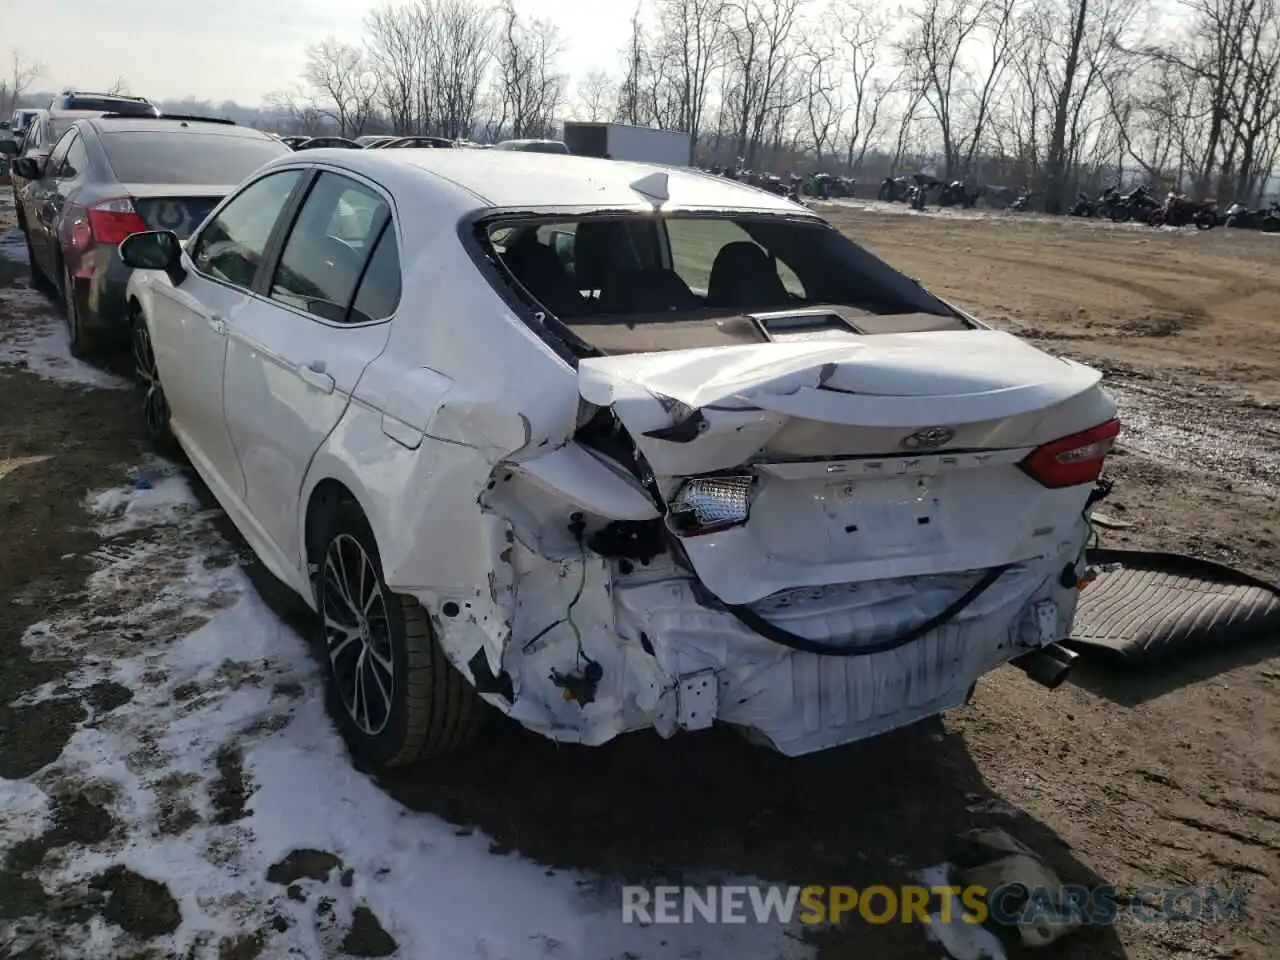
[0, 198, 1277, 960]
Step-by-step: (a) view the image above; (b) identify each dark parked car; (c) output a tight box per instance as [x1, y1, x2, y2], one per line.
[492, 138, 569, 154]
[4, 114, 290, 355]
[293, 136, 362, 150]
[376, 136, 455, 149]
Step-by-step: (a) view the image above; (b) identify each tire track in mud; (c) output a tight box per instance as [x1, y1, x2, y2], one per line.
[1102, 377, 1279, 495]
[969, 248, 1280, 324]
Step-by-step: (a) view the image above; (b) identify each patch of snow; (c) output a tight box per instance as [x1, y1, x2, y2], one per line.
[0, 226, 28, 264]
[4, 472, 815, 960]
[0, 285, 128, 389]
[87, 465, 201, 538]
[916, 864, 1007, 960]
[0, 779, 51, 856]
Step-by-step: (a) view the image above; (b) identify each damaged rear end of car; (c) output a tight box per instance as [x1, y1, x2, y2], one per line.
[425, 202, 1118, 757]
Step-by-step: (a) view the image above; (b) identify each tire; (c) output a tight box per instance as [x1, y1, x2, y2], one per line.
[1261, 217, 1279, 233]
[1111, 205, 1131, 223]
[16, 216, 55, 294]
[314, 500, 486, 770]
[62, 263, 105, 358]
[1225, 215, 1241, 228]
[131, 307, 180, 455]
[1194, 212, 1215, 230]
[1147, 209, 1165, 227]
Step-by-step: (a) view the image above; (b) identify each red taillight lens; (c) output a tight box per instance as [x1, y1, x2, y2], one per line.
[1020, 419, 1120, 489]
[87, 197, 148, 245]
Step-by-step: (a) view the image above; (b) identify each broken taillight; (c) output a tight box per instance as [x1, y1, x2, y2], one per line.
[1020, 419, 1121, 489]
[667, 475, 755, 536]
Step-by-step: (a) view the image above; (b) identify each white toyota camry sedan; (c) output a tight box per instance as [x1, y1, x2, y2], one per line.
[120, 149, 1119, 769]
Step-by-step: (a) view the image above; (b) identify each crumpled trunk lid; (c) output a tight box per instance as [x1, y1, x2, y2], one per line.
[578, 329, 1115, 605]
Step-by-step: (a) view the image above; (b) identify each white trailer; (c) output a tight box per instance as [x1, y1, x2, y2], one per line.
[562, 122, 692, 166]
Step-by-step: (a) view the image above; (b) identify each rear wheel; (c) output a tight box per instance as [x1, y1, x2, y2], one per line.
[62, 263, 106, 358]
[1111, 205, 1131, 223]
[315, 501, 486, 770]
[131, 307, 179, 454]
[17, 217, 55, 294]
[1147, 209, 1165, 227]
[1262, 216, 1280, 233]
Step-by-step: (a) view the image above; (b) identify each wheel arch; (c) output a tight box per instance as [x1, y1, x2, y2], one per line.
[298, 441, 401, 606]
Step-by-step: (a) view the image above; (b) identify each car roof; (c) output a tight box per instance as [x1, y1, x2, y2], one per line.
[267, 149, 808, 216]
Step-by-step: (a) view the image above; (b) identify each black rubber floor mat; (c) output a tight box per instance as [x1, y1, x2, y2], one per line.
[1067, 549, 1280, 663]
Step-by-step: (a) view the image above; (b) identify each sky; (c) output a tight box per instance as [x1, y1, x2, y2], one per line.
[9, 0, 632, 106]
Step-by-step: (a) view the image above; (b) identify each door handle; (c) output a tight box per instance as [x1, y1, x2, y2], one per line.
[298, 362, 335, 394]
[209, 314, 227, 334]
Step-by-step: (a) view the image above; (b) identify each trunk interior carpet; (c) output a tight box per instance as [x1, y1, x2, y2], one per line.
[1066, 548, 1280, 663]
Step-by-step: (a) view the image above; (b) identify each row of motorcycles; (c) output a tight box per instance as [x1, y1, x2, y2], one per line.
[878, 174, 980, 210]
[1223, 200, 1280, 231]
[1070, 186, 1279, 231]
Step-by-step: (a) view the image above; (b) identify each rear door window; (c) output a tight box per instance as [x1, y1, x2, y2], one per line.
[269, 172, 392, 323]
[348, 226, 402, 323]
[100, 132, 290, 185]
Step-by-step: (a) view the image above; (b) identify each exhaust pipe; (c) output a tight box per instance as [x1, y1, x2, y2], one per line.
[1011, 643, 1078, 690]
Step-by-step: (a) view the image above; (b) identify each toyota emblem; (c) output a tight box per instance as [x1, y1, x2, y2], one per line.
[900, 426, 955, 450]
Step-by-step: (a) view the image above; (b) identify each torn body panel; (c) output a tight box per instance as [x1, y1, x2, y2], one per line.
[408, 435, 1096, 756]
[411, 454, 1091, 754]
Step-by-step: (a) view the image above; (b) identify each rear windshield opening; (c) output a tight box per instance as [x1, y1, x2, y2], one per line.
[481, 213, 970, 354]
[100, 132, 290, 184]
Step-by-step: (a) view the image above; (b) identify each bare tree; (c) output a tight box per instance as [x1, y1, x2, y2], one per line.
[799, 32, 844, 162]
[365, 3, 424, 134]
[656, 0, 727, 160]
[304, 38, 381, 137]
[1, 49, 42, 116]
[494, 0, 567, 138]
[616, 6, 648, 124]
[723, 0, 806, 166]
[429, 0, 494, 138]
[576, 69, 618, 120]
[835, 4, 896, 171]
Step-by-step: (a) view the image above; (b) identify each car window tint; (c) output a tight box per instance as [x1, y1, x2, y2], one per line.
[62, 135, 89, 178]
[666, 218, 805, 298]
[348, 224, 401, 323]
[270, 172, 391, 323]
[191, 170, 303, 289]
[100, 132, 290, 185]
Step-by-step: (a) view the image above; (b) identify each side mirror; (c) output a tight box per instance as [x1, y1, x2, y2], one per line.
[11, 155, 41, 178]
[119, 230, 186, 284]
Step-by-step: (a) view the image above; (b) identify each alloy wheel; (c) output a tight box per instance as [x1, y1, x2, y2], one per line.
[322, 533, 395, 736]
[132, 319, 170, 441]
